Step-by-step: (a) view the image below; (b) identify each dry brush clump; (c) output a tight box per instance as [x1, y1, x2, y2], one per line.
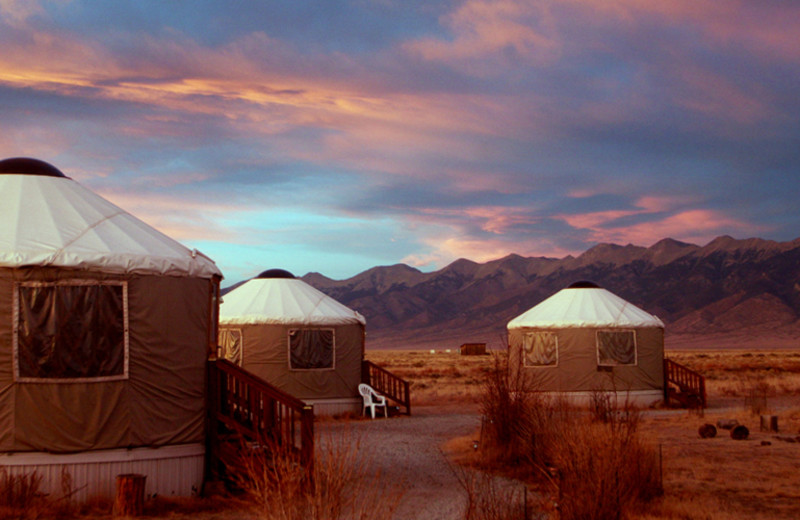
[0, 468, 82, 520]
[546, 412, 663, 520]
[228, 430, 402, 520]
[476, 356, 662, 520]
[0, 469, 46, 519]
[450, 465, 530, 520]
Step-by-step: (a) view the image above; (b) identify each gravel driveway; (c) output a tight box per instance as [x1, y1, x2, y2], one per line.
[319, 405, 483, 520]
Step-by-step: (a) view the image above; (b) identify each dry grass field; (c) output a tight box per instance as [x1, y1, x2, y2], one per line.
[3, 348, 799, 519]
[368, 348, 800, 520]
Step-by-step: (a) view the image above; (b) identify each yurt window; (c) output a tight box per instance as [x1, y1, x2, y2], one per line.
[596, 330, 637, 366]
[522, 331, 558, 367]
[288, 328, 335, 370]
[219, 328, 243, 364]
[14, 281, 128, 382]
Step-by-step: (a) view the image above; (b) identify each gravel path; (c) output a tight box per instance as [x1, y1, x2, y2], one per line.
[319, 406, 483, 520]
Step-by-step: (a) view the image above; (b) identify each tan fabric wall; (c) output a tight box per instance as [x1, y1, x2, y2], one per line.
[232, 322, 364, 400]
[509, 326, 664, 393]
[0, 267, 213, 453]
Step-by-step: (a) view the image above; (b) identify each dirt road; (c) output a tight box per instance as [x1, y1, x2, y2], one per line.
[319, 405, 483, 520]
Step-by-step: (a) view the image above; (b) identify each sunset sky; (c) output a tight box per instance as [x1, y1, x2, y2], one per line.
[2, 1, 798, 284]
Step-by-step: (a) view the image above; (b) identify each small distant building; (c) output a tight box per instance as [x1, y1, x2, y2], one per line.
[460, 343, 487, 355]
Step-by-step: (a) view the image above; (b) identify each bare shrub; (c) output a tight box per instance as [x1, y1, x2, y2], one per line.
[0, 469, 43, 509]
[0, 469, 50, 519]
[546, 412, 662, 520]
[451, 465, 530, 520]
[0, 468, 84, 520]
[476, 356, 661, 520]
[229, 429, 401, 520]
[590, 388, 615, 423]
[478, 353, 539, 467]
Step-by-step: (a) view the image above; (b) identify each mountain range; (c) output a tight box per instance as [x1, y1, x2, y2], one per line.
[294, 236, 800, 350]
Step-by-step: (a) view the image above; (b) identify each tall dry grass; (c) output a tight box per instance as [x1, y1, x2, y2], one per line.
[450, 466, 530, 520]
[0, 469, 45, 519]
[474, 354, 662, 520]
[0, 468, 82, 520]
[228, 430, 402, 520]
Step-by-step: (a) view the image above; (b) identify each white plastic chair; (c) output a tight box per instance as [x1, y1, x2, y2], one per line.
[358, 383, 388, 418]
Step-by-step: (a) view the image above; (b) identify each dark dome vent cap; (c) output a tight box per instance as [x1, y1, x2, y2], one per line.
[568, 280, 601, 289]
[0, 157, 67, 178]
[257, 269, 296, 279]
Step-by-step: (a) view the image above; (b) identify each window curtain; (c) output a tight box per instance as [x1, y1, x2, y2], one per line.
[289, 328, 334, 370]
[596, 330, 636, 366]
[218, 328, 243, 364]
[17, 283, 126, 379]
[523, 332, 558, 367]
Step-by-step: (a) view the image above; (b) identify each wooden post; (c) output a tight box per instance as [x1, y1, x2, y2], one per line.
[760, 415, 779, 432]
[300, 405, 314, 470]
[113, 473, 146, 517]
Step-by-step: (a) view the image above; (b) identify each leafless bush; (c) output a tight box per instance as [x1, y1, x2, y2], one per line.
[477, 357, 661, 520]
[0, 468, 83, 519]
[546, 412, 661, 520]
[229, 430, 402, 520]
[478, 353, 540, 467]
[0, 469, 49, 519]
[451, 465, 531, 520]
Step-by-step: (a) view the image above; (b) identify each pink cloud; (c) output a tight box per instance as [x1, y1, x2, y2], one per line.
[0, 0, 44, 25]
[94, 188, 245, 243]
[559, 207, 769, 248]
[404, 0, 562, 72]
[403, 235, 576, 269]
[668, 63, 772, 125]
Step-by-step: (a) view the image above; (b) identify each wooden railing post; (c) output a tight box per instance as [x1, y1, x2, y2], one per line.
[403, 379, 411, 415]
[300, 405, 314, 469]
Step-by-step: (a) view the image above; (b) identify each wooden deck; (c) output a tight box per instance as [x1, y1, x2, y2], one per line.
[206, 359, 314, 481]
[664, 358, 707, 408]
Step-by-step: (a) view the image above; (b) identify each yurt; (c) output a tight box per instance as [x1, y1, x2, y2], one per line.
[219, 269, 366, 415]
[0, 158, 222, 500]
[507, 281, 664, 405]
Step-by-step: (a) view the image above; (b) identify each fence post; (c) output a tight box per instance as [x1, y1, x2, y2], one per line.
[300, 405, 315, 470]
[404, 380, 411, 415]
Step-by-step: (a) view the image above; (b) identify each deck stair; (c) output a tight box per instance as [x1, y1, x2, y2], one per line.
[362, 360, 412, 415]
[664, 358, 707, 408]
[206, 359, 314, 484]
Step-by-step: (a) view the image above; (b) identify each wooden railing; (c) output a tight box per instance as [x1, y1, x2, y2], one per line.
[363, 360, 411, 415]
[206, 359, 314, 480]
[664, 358, 707, 408]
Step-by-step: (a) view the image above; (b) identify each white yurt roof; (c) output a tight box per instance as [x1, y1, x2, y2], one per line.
[0, 158, 221, 278]
[507, 282, 664, 329]
[219, 269, 367, 325]
[220, 270, 366, 326]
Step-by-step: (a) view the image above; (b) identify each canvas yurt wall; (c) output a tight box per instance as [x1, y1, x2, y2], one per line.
[507, 281, 664, 405]
[219, 269, 365, 415]
[0, 158, 222, 500]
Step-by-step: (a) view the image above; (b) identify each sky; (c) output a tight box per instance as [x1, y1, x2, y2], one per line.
[1, 0, 798, 284]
